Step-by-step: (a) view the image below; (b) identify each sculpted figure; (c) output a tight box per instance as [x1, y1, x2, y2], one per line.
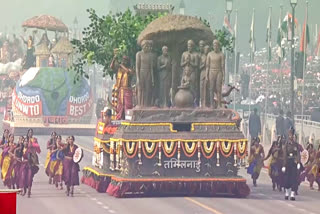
[200, 45, 210, 107]
[180, 40, 199, 101]
[206, 40, 225, 108]
[110, 51, 134, 120]
[157, 46, 172, 107]
[136, 40, 156, 107]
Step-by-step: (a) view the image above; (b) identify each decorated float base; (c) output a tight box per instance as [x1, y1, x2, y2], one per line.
[2, 120, 96, 136]
[82, 167, 250, 198]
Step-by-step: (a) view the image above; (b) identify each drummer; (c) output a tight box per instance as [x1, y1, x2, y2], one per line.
[62, 136, 80, 196]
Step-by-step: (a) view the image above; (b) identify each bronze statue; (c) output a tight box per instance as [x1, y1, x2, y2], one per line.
[196, 40, 205, 105]
[136, 40, 156, 107]
[110, 49, 134, 120]
[200, 45, 210, 107]
[180, 40, 199, 101]
[206, 40, 225, 108]
[157, 46, 172, 108]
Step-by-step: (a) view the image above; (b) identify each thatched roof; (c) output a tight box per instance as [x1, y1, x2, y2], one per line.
[51, 37, 73, 54]
[137, 15, 214, 47]
[22, 15, 68, 32]
[35, 42, 50, 55]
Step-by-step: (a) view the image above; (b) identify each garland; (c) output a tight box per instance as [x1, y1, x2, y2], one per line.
[142, 142, 158, 159]
[220, 142, 234, 158]
[123, 142, 138, 158]
[101, 143, 110, 153]
[162, 141, 178, 158]
[200, 141, 217, 159]
[236, 141, 247, 159]
[110, 138, 248, 143]
[181, 142, 197, 157]
[94, 137, 110, 144]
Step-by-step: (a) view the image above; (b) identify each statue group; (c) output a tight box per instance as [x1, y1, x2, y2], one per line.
[111, 39, 225, 119]
[136, 39, 225, 109]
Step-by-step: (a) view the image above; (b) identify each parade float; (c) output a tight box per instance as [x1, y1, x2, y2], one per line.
[81, 14, 250, 198]
[2, 15, 95, 135]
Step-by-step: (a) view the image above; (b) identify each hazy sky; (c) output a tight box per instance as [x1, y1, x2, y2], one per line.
[1, 0, 319, 52]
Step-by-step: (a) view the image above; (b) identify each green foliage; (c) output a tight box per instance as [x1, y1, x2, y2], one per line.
[71, 9, 164, 79]
[214, 29, 235, 53]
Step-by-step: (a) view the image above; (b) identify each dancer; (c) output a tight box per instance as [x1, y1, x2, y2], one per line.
[45, 131, 57, 184]
[264, 136, 284, 191]
[48, 135, 64, 189]
[2, 134, 16, 188]
[0, 129, 10, 170]
[13, 136, 25, 190]
[282, 127, 301, 201]
[63, 136, 80, 196]
[307, 144, 320, 191]
[247, 137, 265, 187]
[19, 137, 40, 197]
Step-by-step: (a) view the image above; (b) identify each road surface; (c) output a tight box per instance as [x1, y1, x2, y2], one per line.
[1, 135, 319, 214]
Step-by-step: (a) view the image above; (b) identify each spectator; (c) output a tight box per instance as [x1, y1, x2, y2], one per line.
[284, 111, 294, 139]
[276, 109, 285, 137]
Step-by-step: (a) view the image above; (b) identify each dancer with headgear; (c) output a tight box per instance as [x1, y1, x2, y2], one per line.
[247, 137, 265, 187]
[2, 134, 16, 189]
[300, 143, 317, 190]
[282, 127, 301, 200]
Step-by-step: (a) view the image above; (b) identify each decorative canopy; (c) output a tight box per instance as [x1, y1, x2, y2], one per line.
[22, 15, 68, 32]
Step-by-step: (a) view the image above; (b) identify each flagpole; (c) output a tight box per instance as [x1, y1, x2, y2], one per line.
[300, 1, 308, 146]
[279, 5, 284, 109]
[264, 6, 272, 145]
[233, 9, 238, 111]
[249, 8, 255, 117]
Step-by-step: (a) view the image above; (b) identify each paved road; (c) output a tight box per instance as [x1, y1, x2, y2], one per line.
[1, 135, 319, 214]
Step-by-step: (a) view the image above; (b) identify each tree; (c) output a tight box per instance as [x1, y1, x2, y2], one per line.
[71, 9, 164, 80]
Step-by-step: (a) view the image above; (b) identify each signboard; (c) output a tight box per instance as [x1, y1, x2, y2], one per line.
[12, 90, 42, 117]
[67, 92, 93, 117]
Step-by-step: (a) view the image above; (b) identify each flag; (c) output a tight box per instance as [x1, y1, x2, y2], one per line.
[223, 15, 233, 36]
[266, 7, 272, 62]
[315, 26, 320, 56]
[249, 9, 256, 63]
[296, 5, 309, 79]
[277, 7, 285, 63]
[281, 13, 298, 41]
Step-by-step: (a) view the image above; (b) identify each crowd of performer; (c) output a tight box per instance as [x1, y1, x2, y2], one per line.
[0, 129, 80, 197]
[247, 127, 320, 201]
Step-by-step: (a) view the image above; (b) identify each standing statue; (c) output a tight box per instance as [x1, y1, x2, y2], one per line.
[197, 40, 205, 105]
[110, 50, 134, 120]
[157, 46, 172, 108]
[200, 45, 210, 107]
[21, 34, 35, 69]
[136, 40, 156, 107]
[180, 40, 199, 102]
[206, 40, 225, 108]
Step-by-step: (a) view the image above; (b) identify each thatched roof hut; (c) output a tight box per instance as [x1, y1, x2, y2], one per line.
[51, 37, 73, 54]
[35, 42, 50, 56]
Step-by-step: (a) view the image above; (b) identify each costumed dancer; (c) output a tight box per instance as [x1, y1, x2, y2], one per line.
[45, 131, 57, 184]
[307, 145, 320, 191]
[247, 137, 265, 187]
[0, 129, 10, 170]
[300, 143, 317, 190]
[264, 136, 284, 191]
[19, 137, 40, 197]
[2, 134, 16, 188]
[13, 136, 25, 190]
[62, 136, 80, 196]
[49, 135, 64, 190]
[282, 127, 301, 201]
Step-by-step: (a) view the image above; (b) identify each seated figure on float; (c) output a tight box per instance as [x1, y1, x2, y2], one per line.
[96, 109, 117, 136]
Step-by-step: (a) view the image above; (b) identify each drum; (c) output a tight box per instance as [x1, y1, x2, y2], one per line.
[73, 147, 83, 163]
